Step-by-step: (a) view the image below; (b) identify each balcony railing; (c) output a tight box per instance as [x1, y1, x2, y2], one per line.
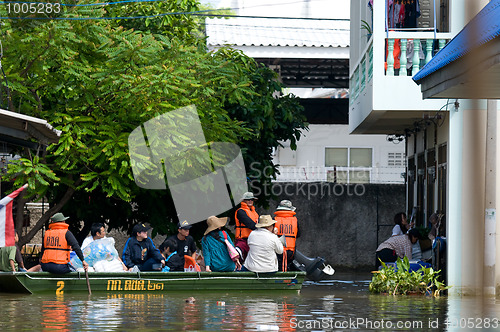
[350, 32, 450, 104]
[385, 36, 448, 76]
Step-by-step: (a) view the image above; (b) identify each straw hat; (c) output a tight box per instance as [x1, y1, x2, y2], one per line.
[276, 200, 296, 211]
[204, 216, 228, 235]
[256, 215, 277, 228]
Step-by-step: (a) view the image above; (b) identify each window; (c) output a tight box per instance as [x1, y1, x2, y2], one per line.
[325, 148, 372, 183]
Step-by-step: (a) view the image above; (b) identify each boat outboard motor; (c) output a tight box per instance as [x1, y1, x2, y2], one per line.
[292, 250, 335, 281]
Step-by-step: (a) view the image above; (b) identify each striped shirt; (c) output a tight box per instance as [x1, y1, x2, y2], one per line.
[376, 234, 412, 260]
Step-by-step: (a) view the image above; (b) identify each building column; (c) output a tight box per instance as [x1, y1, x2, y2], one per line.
[484, 100, 497, 296]
[448, 100, 487, 296]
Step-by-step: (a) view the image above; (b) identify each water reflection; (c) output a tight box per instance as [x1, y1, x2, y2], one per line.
[41, 296, 70, 331]
[1, 274, 500, 331]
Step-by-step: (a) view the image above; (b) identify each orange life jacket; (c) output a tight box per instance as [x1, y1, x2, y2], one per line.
[274, 210, 298, 251]
[235, 202, 259, 240]
[41, 223, 71, 264]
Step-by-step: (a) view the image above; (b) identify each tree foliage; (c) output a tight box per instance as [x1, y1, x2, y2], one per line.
[1, 3, 306, 245]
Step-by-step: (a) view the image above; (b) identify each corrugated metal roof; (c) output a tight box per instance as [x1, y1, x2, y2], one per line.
[413, 0, 500, 82]
[205, 17, 350, 48]
[0, 108, 61, 145]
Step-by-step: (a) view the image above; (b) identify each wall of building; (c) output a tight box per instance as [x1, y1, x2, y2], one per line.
[274, 124, 405, 184]
[259, 182, 406, 271]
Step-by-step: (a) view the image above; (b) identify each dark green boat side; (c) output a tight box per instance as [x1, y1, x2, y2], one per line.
[0, 271, 305, 294]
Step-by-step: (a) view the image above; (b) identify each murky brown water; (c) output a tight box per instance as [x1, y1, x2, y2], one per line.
[1, 272, 500, 331]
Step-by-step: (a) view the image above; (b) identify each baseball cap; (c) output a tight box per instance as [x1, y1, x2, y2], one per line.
[178, 220, 192, 230]
[132, 223, 151, 234]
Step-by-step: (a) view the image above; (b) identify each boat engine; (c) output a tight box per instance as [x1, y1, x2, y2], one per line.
[292, 250, 335, 281]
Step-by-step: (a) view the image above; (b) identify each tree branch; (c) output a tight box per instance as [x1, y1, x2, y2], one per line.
[18, 179, 81, 247]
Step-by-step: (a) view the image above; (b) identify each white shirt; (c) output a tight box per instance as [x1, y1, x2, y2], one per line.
[244, 228, 284, 273]
[392, 224, 403, 236]
[81, 235, 107, 250]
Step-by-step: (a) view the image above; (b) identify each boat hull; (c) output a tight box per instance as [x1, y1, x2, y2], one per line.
[0, 271, 305, 294]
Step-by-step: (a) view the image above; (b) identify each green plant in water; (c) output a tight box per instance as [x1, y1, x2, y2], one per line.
[369, 257, 450, 296]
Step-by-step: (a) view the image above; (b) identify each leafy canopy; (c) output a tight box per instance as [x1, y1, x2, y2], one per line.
[2, 2, 306, 243]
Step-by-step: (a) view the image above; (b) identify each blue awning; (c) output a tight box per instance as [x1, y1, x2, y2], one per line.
[413, 0, 500, 83]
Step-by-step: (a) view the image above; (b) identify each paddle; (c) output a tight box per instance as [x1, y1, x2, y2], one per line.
[85, 269, 91, 295]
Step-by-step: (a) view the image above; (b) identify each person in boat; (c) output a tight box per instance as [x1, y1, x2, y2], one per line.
[163, 220, 197, 266]
[78, 223, 128, 272]
[159, 239, 184, 272]
[13, 231, 41, 272]
[273, 200, 300, 272]
[81, 222, 106, 249]
[234, 191, 259, 262]
[122, 223, 165, 271]
[40, 213, 89, 274]
[375, 228, 420, 267]
[201, 215, 242, 272]
[243, 215, 285, 273]
[0, 231, 20, 272]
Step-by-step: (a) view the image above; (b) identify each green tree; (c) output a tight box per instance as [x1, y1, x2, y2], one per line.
[2, 4, 306, 245]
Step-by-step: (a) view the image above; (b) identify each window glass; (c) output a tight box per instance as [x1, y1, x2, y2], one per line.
[350, 148, 372, 167]
[325, 148, 348, 167]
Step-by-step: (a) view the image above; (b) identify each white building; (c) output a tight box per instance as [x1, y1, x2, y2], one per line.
[350, 0, 500, 295]
[204, 0, 405, 184]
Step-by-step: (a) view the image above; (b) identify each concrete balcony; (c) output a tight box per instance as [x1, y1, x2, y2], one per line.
[349, 30, 454, 135]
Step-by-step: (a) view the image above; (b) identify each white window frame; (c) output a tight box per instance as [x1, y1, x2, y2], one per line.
[324, 147, 373, 184]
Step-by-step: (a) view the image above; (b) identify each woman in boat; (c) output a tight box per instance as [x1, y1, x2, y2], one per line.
[201, 216, 241, 272]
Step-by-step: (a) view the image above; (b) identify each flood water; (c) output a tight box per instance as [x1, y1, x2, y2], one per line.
[1, 272, 500, 331]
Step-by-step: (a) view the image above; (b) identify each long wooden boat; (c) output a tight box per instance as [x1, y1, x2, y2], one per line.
[0, 271, 305, 294]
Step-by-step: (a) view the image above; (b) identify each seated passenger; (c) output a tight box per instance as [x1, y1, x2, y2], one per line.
[79, 223, 127, 271]
[122, 223, 165, 271]
[82, 222, 106, 249]
[159, 239, 184, 272]
[201, 216, 241, 272]
[0, 233, 18, 272]
[0, 232, 41, 272]
[243, 215, 284, 273]
[375, 228, 420, 267]
[41, 213, 89, 274]
[163, 220, 197, 266]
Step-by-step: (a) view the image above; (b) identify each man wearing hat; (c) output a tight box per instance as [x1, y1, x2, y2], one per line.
[243, 215, 284, 273]
[163, 220, 197, 266]
[122, 223, 165, 271]
[274, 200, 300, 272]
[40, 213, 89, 274]
[234, 191, 259, 261]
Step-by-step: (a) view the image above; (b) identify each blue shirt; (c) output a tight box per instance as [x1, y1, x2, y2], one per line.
[201, 230, 236, 272]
